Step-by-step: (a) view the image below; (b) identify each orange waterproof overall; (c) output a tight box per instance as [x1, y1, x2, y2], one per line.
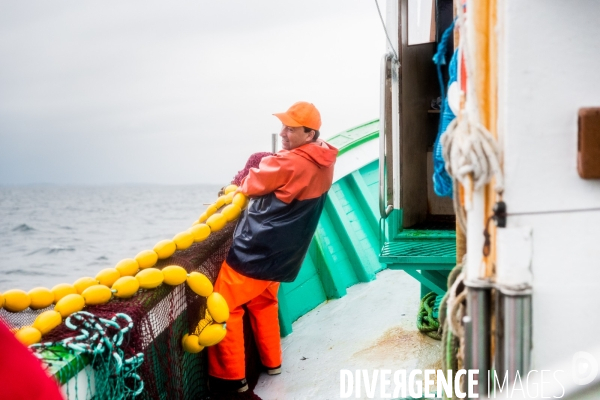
[207, 260, 282, 380]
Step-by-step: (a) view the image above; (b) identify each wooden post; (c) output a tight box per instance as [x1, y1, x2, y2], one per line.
[473, 0, 498, 278]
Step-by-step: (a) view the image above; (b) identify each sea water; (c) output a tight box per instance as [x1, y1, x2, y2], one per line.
[0, 185, 221, 292]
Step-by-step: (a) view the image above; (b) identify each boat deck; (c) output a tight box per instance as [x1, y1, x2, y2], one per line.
[255, 268, 442, 399]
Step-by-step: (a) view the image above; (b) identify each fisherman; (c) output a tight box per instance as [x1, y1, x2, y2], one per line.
[207, 101, 338, 393]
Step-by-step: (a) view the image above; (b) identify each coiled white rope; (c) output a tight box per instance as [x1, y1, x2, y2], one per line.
[442, 115, 504, 233]
[442, 117, 504, 194]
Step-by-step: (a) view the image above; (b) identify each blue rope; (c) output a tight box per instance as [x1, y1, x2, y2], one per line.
[432, 20, 455, 99]
[432, 21, 457, 198]
[32, 311, 144, 399]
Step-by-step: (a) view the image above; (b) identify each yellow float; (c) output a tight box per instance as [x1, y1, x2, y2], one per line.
[173, 231, 194, 250]
[3, 289, 31, 312]
[33, 310, 62, 335]
[189, 223, 210, 242]
[51, 283, 77, 303]
[221, 204, 242, 222]
[162, 266, 188, 286]
[95, 268, 121, 287]
[73, 277, 99, 294]
[154, 239, 177, 259]
[54, 293, 86, 318]
[28, 287, 54, 310]
[213, 197, 224, 209]
[181, 334, 204, 353]
[232, 193, 248, 209]
[207, 292, 230, 323]
[115, 258, 139, 277]
[82, 285, 113, 305]
[15, 326, 42, 346]
[186, 272, 213, 297]
[205, 204, 218, 217]
[224, 184, 238, 195]
[136, 268, 164, 289]
[206, 213, 227, 232]
[112, 276, 140, 298]
[223, 192, 234, 205]
[198, 324, 227, 347]
[135, 250, 158, 269]
[197, 212, 208, 224]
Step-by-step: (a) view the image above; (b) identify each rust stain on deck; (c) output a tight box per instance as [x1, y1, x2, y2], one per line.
[352, 326, 442, 370]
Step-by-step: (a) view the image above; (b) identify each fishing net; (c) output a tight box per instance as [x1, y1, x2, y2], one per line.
[0, 152, 275, 400]
[231, 152, 273, 186]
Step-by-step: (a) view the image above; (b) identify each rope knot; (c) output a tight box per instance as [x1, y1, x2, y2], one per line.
[441, 113, 504, 194]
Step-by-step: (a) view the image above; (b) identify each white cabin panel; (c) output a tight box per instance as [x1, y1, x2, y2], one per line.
[498, 0, 600, 369]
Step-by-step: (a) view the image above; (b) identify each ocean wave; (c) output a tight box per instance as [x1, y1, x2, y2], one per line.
[27, 246, 76, 256]
[2, 185, 219, 289]
[4, 269, 64, 277]
[87, 255, 110, 266]
[12, 224, 34, 232]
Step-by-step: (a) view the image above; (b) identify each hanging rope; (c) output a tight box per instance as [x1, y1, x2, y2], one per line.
[439, 1, 504, 234]
[32, 311, 144, 400]
[432, 20, 456, 100]
[432, 22, 458, 198]
[373, 0, 399, 62]
[441, 112, 504, 195]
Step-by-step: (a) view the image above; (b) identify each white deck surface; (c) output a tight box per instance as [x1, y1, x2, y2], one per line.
[254, 269, 442, 400]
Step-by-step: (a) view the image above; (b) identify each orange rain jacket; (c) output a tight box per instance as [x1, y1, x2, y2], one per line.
[226, 140, 338, 282]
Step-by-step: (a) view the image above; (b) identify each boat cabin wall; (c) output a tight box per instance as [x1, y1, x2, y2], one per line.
[497, 0, 600, 371]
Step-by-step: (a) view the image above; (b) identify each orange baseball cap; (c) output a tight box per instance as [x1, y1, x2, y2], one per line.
[273, 101, 321, 130]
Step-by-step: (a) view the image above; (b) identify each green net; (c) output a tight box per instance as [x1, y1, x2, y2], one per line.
[32, 312, 144, 399]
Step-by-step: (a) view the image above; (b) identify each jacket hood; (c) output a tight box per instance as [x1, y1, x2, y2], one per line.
[289, 140, 338, 168]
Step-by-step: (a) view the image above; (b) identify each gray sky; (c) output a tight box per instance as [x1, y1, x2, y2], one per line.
[0, 1, 385, 185]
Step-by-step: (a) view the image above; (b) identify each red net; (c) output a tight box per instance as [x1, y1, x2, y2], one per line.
[231, 152, 274, 186]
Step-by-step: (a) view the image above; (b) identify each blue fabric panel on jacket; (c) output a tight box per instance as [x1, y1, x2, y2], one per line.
[226, 192, 327, 282]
